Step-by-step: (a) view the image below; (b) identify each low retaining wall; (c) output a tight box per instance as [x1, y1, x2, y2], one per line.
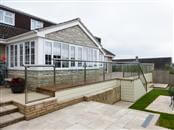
[84, 86, 121, 104]
[117, 77, 146, 102]
[12, 80, 121, 120]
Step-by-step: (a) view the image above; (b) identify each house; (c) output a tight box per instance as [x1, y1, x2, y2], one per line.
[0, 5, 115, 88]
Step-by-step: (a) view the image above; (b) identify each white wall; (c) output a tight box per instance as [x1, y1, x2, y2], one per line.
[118, 77, 147, 102]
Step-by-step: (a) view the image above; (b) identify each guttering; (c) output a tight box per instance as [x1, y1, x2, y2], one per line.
[0, 39, 7, 44]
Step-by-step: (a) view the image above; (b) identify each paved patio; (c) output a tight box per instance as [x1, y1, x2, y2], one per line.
[146, 96, 174, 114]
[2, 101, 167, 130]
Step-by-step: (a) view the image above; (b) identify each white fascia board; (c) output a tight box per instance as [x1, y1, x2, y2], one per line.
[7, 33, 38, 43]
[37, 20, 78, 37]
[0, 39, 7, 44]
[77, 23, 106, 55]
[105, 55, 115, 58]
[37, 20, 106, 55]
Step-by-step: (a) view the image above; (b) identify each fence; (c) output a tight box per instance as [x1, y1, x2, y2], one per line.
[23, 60, 153, 104]
[153, 70, 174, 85]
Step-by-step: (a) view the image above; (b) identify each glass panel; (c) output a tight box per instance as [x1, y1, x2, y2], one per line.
[45, 41, 52, 65]
[31, 19, 43, 30]
[78, 47, 82, 67]
[25, 42, 30, 64]
[4, 11, 14, 25]
[94, 49, 97, 66]
[14, 45, 17, 66]
[45, 55, 52, 65]
[53, 42, 61, 67]
[0, 10, 3, 22]
[10, 45, 14, 67]
[70, 46, 75, 67]
[62, 44, 69, 68]
[31, 41, 35, 64]
[83, 47, 87, 60]
[20, 44, 23, 66]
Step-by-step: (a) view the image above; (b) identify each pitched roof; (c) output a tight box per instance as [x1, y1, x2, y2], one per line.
[0, 4, 57, 25]
[0, 23, 28, 39]
[102, 48, 115, 57]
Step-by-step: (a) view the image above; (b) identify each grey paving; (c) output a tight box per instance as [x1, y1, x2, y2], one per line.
[2, 101, 168, 130]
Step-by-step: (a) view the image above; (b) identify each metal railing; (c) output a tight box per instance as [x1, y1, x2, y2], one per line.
[23, 59, 153, 104]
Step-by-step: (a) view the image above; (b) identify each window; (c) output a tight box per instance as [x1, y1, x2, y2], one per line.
[31, 41, 35, 64]
[45, 41, 52, 65]
[99, 51, 104, 66]
[78, 47, 82, 67]
[6, 46, 9, 67]
[70, 46, 75, 67]
[25, 42, 30, 64]
[53, 42, 61, 67]
[94, 49, 97, 66]
[62, 44, 69, 68]
[0, 10, 15, 26]
[0, 10, 3, 22]
[14, 45, 18, 66]
[31, 19, 43, 30]
[20, 44, 23, 66]
[10, 45, 14, 67]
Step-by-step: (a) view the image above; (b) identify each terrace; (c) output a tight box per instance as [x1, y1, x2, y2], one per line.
[2, 60, 171, 129]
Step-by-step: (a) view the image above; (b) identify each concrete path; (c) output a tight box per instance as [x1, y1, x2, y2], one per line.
[146, 96, 174, 114]
[2, 101, 168, 130]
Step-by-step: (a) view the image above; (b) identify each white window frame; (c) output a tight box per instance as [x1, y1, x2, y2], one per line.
[14, 44, 18, 67]
[43, 39, 100, 70]
[70, 45, 76, 68]
[19, 43, 24, 66]
[31, 19, 43, 30]
[44, 40, 52, 65]
[53, 41, 61, 68]
[61, 43, 69, 68]
[0, 9, 15, 26]
[77, 46, 83, 67]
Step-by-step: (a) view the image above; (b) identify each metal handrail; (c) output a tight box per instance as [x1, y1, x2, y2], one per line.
[23, 60, 152, 104]
[138, 64, 148, 92]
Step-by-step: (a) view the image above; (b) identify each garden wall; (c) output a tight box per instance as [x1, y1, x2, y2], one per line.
[118, 77, 146, 102]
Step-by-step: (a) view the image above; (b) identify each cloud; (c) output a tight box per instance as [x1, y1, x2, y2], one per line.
[1, 0, 173, 59]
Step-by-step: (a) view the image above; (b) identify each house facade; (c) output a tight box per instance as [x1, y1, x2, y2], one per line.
[0, 5, 115, 88]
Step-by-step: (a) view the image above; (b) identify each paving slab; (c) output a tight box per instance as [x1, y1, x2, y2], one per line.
[146, 96, 174, 114]
[152, 83, 168, 89]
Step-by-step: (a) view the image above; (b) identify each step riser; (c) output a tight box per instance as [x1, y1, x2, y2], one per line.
[0, 102, 25, 128]
[0, 108, 18, 116]
[0, 117, 24, 128]
[0, 101, 13, 107]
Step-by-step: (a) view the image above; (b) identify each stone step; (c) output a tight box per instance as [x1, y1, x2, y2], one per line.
[0, 104, 18, 116]
[0, 101, 13, 107]
[0, 112, 24, 128]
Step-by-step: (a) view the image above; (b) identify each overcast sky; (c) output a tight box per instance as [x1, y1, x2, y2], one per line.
[1, 0, 173, 59]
